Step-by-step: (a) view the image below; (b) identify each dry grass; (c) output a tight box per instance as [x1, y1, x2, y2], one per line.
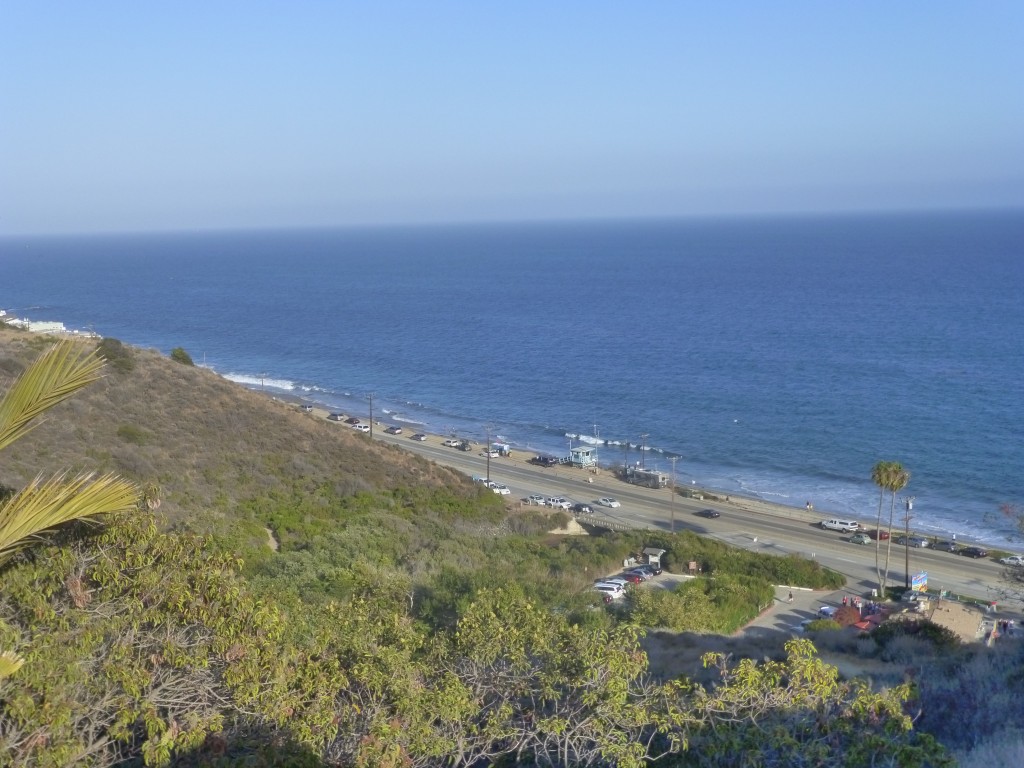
[0, 328, 471, 528]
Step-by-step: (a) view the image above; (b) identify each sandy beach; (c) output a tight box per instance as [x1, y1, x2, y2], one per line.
[286, 396, 864, 531]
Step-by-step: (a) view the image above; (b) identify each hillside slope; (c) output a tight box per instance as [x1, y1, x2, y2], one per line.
[0, 327, 470, 527]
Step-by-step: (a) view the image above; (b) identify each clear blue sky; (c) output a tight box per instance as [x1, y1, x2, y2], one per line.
[2, 2, 1022, 235]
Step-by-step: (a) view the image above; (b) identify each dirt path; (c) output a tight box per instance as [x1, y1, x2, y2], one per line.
[265, 527, 279, 552]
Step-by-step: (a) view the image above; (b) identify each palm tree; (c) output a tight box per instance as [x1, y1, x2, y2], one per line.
[871, 461, 895, 596]
[0, 339, 139, 677]
[881, 463, 910, 597]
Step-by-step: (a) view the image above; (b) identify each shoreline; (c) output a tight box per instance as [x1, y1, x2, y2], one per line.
[267, 388, 1003, 551]
[2, 320, 1012, 550]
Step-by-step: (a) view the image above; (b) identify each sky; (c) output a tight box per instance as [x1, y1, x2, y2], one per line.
[2, 2, 1023, 235]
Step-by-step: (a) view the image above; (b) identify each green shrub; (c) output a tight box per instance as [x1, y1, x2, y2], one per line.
[170, 346, 194, 366]
[805, 618, 841, 632]
[97, 337, 135, 373]
[873, 617, 961, 652]
[116, 424, 151, 445]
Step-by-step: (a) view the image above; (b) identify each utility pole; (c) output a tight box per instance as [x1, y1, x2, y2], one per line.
[368, 393, 375, 438]
[669, 456, 678, 533]
[903, 496, 915, 589]
[639, 433, 649, 469]
[485, 424, 493, 483]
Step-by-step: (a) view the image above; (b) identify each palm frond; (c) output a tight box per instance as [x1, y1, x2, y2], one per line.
[0, 471, 139, 563]
[0, 650, 25, 679]
[0, 339, 105, 452]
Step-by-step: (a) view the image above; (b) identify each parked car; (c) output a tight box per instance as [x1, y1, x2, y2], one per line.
[901, 590, 930, 603]
[546, 497, 571, 510]
[598, 497, 621, 508]
[894, 535, 930, 548]
[620, 573, 643, 584]
[481, 450, 500, 458]
[793, 618, 816, 633]
[959, 546, 989, 559]
[849, 532, 872, 545]
[487, 482, 511, 495]
[528, 455, 559, 467]
[352, 424, 370, 433]
[572, 503, 595, 514]
[866, 528, 890, 540]
[593, 584, 624, 600]
[442, 438, 462, 447]
[344, 417, 361, 425]
[625, 567, 653, 581]
[384, 425, 402, 435]
[1000, 555, 1024, 567]
[299, 404, 314, 412]
[932, 540, 960, 553]
[817, 606, 838, 619]
[409, 433, 427, 441]
[595, 577, 629, 588]
[820, 519, 860, 532]
[696, 509, 721, 519]
[526, 494, 547, 506]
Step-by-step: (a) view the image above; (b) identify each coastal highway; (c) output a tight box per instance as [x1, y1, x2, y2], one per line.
[354, 422, 1010, 607]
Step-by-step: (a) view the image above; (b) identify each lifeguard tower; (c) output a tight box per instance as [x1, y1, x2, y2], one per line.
[567, 446, 598, 469]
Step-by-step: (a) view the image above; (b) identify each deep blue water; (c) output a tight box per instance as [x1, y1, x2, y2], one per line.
[2, 210, 1022, 546]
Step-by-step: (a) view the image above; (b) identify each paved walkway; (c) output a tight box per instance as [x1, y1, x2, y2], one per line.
[739, 585, 857, 638]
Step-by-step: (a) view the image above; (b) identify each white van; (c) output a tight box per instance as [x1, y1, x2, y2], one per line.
[820, 519, 860, 532]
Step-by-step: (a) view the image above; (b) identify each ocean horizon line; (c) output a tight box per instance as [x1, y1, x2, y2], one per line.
[3, 204, 1022, 241]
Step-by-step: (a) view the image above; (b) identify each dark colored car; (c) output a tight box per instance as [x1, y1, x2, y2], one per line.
[697, 509, 721, 519]
[528, 455, 559, 467]
[959, 546, 989, 559]
[866, 529, 891, 541]
[620, 573, 643, 584]
[344, 417, 360, 425]
[932, 541, 960, 553]
[894, 535, 930, 548]
[572, 503, 595, 515]
[384, 425, 402, 435]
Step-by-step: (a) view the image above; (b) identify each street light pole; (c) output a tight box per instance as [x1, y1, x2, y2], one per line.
[903, 496, 915, 589]
[639, 433, 649, 469]
[485, 424, 493, 483]
[669, 455, 678, 534]
[368, 393, 375, 439]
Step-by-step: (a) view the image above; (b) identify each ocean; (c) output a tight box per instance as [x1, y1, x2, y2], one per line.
[2, 210, 1022, 546]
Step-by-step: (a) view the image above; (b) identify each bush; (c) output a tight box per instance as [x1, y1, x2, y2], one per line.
[805, 618, 841, 632]
[116, 424, 151, 445]
[169, 346, 194, 365]
[97, 337, 134, 373]
[873, 617, 961, 652]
